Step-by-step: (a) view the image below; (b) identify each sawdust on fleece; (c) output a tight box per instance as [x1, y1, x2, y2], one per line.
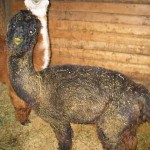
[0, 82, 103, 150]
[0, 82, 150, 149]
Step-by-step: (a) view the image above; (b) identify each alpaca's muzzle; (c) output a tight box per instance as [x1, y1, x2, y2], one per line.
[13, 37, 23, 45]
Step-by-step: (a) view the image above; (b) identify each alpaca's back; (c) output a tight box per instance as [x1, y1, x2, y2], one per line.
[37, 65, 150, 124]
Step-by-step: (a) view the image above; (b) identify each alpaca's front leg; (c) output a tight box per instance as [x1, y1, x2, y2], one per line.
[9, 86, 31, 125]
[50, 119, 73, 150]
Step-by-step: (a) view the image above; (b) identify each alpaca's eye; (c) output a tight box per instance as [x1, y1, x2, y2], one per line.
[29, 28, 36, 36]
[28, 24, 37, 36]
[29, 30, 33, 34]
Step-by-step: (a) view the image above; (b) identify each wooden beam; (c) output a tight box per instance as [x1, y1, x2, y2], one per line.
[52, 0, 150, 5]
[51, 38, 150, 55]
[50, 30, 150, 46]
[50, 11, 150, 26]
[50, 20, 150, 36]
[50, 2, 150, 16]
[50, 47, 150, 66]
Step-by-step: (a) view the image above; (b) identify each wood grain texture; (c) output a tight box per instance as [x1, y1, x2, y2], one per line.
[50, 1, 150, 16]
[50, 11, 150, 25]
[51, 38, 150, 55]
[50, 47, 150, 66]
[49, 20, 150, 36]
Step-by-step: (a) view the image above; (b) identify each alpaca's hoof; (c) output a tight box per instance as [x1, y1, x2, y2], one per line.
[21, 119, 31, 126]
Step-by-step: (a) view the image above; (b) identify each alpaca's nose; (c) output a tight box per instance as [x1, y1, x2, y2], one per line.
[13, 37, 23, 45]
[33, 0, 40, 3]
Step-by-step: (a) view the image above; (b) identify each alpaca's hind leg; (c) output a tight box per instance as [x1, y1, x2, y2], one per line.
[96, 126, 137, 150]
[50, 119, 73, 150]
[120, 128, 138, 150]
[96, 109, 138, 150]
[9, 86, 31, 125]
[96, 127, 119, 150]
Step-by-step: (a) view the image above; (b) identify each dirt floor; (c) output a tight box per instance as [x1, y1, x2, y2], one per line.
[0, 82, 150, 150]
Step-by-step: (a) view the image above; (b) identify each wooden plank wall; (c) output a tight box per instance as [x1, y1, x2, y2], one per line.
[0, 1, 5, 36]
[50, 1, 150, 86]
[12, 0, 150, 86]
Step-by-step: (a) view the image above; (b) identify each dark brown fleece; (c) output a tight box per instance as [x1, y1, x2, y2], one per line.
[7, 10, 150, 150]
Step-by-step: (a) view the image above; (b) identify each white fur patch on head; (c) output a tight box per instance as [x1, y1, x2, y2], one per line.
[24, 0, 49, 17]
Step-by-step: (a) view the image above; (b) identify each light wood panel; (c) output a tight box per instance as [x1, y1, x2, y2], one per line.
[50, 47, 150, 66]
[50, 1, 150, 16]
[51, 38, 150, 55]
[50, 20, 150, 36]
[49, 1, 150, 85]
[50, 11, 150, 26]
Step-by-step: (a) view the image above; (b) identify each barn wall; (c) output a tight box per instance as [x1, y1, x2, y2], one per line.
[0, 1, 5, 36]
[8, 0, 150, 86]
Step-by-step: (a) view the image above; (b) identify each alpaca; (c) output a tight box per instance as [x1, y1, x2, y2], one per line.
[7, 10, 150, 150]
[0, 0, 50, 125]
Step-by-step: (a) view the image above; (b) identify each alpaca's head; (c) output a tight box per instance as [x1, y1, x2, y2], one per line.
[24, 0, 50, 17]
[7, 10, 41, 55]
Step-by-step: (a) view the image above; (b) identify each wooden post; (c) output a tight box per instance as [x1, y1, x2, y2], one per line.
[0, 0, 12, 34]
[4, 0, 12, 25]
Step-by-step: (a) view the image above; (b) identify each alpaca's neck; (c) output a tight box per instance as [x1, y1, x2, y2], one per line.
[33, 16, 50, 71]
[25, 0, 50, 70]
[38, 16, 50, 68]
[8, 51, 40, 106]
